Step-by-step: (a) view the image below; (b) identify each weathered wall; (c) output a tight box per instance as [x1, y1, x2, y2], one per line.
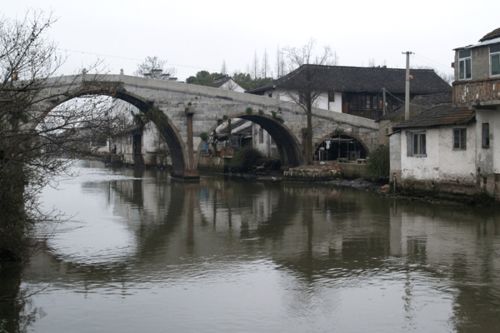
[454, 47, 490, 81]
[389, 132, 401, 181]
[399, 126, 476, 184]
[142, 122, 170, 167]
[273, 89, 342, 112]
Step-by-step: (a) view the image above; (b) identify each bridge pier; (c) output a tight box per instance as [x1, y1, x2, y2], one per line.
[175, 105, 200, 181]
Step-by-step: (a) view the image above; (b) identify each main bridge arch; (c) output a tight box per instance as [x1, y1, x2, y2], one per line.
[39, 80, 191, 178]
[34, 74, 380, 178]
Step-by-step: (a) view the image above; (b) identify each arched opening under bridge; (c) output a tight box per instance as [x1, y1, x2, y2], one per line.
[314, 134, 368, 162]
[198, 114, 302, 171]
[43, 88, 190, 178]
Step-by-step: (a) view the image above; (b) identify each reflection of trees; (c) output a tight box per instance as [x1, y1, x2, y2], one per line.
[17, 172, 500, 332]
[0, 264, 38, 333]
[0, 264, 22, 333]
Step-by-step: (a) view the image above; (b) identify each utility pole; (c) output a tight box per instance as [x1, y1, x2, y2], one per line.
[382, 87, 387, 116]
[402, 51, 413, 121]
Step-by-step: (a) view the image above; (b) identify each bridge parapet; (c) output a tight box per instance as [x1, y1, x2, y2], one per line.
[32, 74, 380, 178]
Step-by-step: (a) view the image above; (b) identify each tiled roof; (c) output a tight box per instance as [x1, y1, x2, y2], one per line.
[392, 104, 475, 130]
[212, 76, 231, 88]
[248, 64, 451, 95]
[381, 92, 452, 122]
[480, 27, 500, 42]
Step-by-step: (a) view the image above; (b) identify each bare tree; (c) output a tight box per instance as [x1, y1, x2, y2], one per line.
[252, 51, 259, 79]
[221, 60, 227, 75]
[261, 49, 269, 78]
[275, 46, 286, 78]
[282, 39, 336, 164]
[0, 12, 120, 262]
[136, 56, 175, 79]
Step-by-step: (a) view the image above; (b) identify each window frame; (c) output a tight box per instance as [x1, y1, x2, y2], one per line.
[406, 130, 427, 157]
[490, 46, 500, 77]
[328, 91, 335, 104]
[452, 128, 467, 150]
[458, 49, 472, 80]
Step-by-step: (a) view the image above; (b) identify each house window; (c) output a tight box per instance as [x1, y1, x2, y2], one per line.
[490, 44, 500, 76]
[453, 128, 467, 150]
[259, 127, 264, 144]
[328, 91, 335, 103]
[482, 123, 490, 148]
[458, 49, 472, 80]
[407, 131, 426, 157]
[365, 96, 372, 109]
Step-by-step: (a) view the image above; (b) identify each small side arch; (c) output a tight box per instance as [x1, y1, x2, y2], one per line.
[200, 114, 303, 168]
[314, 132, 369, 162]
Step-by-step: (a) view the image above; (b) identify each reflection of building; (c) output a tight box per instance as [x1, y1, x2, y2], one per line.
[390, 27, 500, 199]
[198, 181, 280, 229]
[21, 168, 500, 332]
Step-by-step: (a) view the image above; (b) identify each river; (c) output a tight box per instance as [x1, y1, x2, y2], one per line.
[1, 159, 500, 332]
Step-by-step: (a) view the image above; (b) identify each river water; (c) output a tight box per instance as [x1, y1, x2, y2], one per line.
[1, 160, 500, 332]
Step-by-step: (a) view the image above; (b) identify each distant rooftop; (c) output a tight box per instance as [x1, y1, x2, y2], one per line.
[480, 27, 500, 42]
[455, 27, 500, 50]
[248, 64, 451, 95]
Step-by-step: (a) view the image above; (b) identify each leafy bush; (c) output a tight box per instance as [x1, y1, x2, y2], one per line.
[367, 145, 390, 180]
[229, 147, 264, 172]
[199, 132, 208, 142]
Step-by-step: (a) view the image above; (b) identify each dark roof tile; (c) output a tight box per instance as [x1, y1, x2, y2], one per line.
[249, 64, 451, 95]
[393, 104, 475, 130]
[480, 27, 500, 42]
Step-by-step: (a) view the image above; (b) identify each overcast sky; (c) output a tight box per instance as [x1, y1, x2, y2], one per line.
[3, 0, 500, 81]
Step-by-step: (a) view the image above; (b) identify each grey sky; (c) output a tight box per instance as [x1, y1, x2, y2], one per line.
[3, 0, 500, 80]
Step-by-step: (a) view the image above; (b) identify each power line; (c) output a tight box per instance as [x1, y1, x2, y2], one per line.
[413, 53, 452, 73]
[57, 47, 218, 72]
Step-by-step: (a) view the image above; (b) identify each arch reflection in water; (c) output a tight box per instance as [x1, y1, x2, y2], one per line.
[8, 161, 500, 332]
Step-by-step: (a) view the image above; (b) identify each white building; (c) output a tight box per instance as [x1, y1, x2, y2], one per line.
[112, 121, 170, 167]
[390, 27, 500, 199]
[389, 105, 477, 194]
[212, 76, 278, 159]
[212, 76, 245, 93]
[248, 64, 450, 120]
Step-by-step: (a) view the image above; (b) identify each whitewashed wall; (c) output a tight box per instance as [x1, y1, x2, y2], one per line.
[389, 132, 401, 179]
[399, 125, 476, 184]
[142, 121, 170, 166]
[475, 109, 500, 174]
[267, 89, 342, 113]
[219, 79, 245, 93]
[252, 123, 278, 158]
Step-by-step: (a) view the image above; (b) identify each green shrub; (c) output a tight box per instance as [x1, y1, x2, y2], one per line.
[367, 145, 390, 180]
[199, 132, 209, 142]
[229, 147, 264, 172]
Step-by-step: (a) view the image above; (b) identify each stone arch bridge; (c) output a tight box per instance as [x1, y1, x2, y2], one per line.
[34, 74, 380, 178]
